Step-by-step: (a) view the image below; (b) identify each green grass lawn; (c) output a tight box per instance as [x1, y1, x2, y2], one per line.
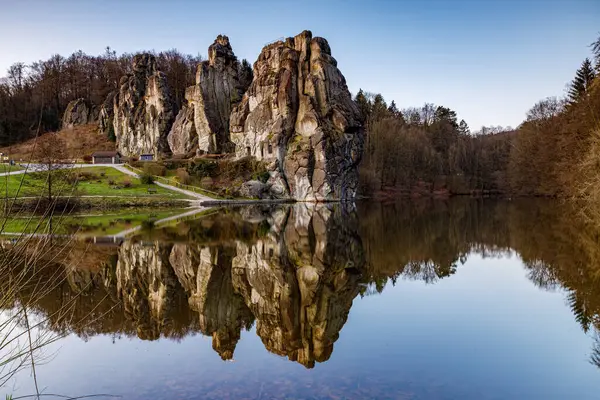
[0, 166, 191, 199]
[0, 163, 24, 173]
[0, 208, 188, 235]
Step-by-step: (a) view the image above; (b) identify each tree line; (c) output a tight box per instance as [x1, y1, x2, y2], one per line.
[358, 33, 600, 200]
[357, 91, 513, 196]
[0, 47, 206, 146]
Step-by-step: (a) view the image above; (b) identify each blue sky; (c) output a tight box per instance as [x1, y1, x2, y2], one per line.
[0, 0, 598, 129]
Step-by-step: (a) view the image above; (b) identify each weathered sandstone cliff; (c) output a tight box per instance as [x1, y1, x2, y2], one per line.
[98, 91, 116, 137]
[114, 54, 175, 157]
[231, 30, 364, 201]
[62, 98, 98, 129]
[168, 35, 250, 155]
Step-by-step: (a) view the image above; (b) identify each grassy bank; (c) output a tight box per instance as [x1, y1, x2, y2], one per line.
[0, 167, 190, 199]
[129, 156, 269, 198]
[0, 164, 24, 173]
[0, 196, 191, 214]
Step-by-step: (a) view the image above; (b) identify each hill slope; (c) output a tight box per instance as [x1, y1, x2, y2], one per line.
[0, 124, 115, 161]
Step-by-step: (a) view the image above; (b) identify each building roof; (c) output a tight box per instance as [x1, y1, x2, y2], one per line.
[92, 151, 120, 157]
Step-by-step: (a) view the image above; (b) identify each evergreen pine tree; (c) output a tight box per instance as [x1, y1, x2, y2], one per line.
[371, 94, 388, 122]
[388, 100, 399, 117]
[568, 58, 596, 103]
[239, 59, 253, 89]
[354, 89, 371, 122]
[591, 33, 600, 71]
[458, 119, 470, 135]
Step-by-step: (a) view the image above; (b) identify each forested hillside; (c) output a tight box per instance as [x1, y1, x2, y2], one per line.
[357, 33, 600, 200]
[0, 48, 204, 145]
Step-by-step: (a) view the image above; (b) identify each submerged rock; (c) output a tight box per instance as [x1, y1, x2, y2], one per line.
[114, 54, 175, 158]
[231, 30, 364, 201]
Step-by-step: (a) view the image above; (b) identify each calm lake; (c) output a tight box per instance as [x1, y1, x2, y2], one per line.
[4, 199, 600, 400]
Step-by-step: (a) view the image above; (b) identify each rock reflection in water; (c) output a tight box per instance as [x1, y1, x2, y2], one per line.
[6, 199, 600, 371]
[53, 203, 364, 367]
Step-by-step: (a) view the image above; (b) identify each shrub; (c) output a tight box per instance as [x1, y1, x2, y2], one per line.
[253, 170, 270, 183]
[141, 219, 155, 230]
[143, 162, 166, 176]
[108, 179, 115, 186]
[122, 178, 132, 188]
[188, 159, 218, 177]
[76, 171, 98, 182]
[176, 168, 190, 184]
[163, 159, 189, 170]
[139, 173, 154, 184]
[200, 177, 214, 188]
[100, 172, 106, 177]
[82, 155, 93, 163]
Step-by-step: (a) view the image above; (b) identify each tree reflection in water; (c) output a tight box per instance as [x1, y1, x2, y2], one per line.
[3, 199, 600, 370]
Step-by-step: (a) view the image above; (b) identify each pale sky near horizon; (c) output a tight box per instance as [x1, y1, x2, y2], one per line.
[0, 0, 598, 129]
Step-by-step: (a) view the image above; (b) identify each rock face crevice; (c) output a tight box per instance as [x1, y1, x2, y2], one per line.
[168, 35, 250, 155]
[231, 30, 364, 201]
[114, 54, 175, 157]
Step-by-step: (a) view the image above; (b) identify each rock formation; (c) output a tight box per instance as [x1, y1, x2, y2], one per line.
[62, 98, 98, 129]
[98, 91, 116, 137]
[113, 54, 175, 158]
[230, 30, 364, 201]
[168, 35, 250, 155]
[167, 102, 197, 156]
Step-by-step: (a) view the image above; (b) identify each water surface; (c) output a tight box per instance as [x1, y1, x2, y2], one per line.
[3, 199, 600, 399]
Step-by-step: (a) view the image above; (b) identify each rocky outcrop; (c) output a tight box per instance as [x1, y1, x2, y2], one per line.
[98, 91, 116, 137]
[62, 98, 97, 129]
[168, 35, 250, 156]
[239, 180, 268, 199]
[114, 54, 175, 158]
[231, 30, 364, 201]
[167, 103, 197, 156]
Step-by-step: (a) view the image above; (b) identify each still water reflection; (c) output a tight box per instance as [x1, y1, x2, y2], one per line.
[4, 199, 600, 399]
